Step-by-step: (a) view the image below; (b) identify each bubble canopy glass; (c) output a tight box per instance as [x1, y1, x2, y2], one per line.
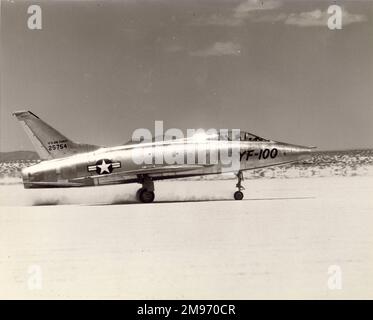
[188, 130, 270, 142]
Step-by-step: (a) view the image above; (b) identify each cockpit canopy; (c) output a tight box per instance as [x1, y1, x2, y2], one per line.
[218, 130, 270, 142]
[187, 130, 270, 142]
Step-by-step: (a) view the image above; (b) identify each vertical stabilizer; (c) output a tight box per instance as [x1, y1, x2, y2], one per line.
[13, 110, 100, 159]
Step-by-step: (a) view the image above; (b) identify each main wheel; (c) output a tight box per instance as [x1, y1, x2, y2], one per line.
[136, 188, 145, 200]
[234, 191, 244, 200]
[139, 189, 155, 203]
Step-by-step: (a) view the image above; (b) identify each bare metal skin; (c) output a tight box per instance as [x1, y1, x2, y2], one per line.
[13, 111, 314, 202]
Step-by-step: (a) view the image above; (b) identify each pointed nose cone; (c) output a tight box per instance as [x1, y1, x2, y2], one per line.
[291, 144, 316, 161]
[273, 141, 316, 164]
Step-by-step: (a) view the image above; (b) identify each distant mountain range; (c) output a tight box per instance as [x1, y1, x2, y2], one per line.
[0, 151, 39, 162]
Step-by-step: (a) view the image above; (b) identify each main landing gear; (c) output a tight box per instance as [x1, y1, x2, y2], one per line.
[234, 171, 244, 200]
[136, 175, 155, 203]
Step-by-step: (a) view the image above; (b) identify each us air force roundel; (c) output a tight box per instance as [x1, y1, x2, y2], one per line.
[87, 159, 121, 175]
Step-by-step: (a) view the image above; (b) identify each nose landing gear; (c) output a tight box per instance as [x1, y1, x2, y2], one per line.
[234, 171, 244, 200]
[136, 175, 155, 203]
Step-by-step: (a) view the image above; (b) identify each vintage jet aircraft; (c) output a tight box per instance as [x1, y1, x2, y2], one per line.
[13, 111, 314, 203]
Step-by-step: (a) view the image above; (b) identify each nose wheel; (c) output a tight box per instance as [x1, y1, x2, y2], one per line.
[234, 171, 244, 200]
[234, 190, 244, 200]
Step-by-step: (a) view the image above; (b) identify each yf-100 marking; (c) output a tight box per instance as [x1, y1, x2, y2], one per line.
[240, 148, 278, 161]
[13, 111, 315, 202]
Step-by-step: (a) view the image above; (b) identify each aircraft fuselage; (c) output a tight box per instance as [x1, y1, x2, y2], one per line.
[22, 139, 312, 189]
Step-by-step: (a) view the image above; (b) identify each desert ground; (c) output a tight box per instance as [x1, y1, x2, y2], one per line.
[0, 172, 372, 299]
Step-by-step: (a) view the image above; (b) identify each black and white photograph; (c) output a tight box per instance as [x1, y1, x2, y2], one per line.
[0, 0, 372, 302]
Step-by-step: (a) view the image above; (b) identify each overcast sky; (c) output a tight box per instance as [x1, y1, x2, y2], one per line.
[1, 0, 372, 151]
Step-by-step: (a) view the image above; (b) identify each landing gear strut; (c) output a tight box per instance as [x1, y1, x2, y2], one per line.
[136, 175, 155, 203]
[234, 171, 244, 200]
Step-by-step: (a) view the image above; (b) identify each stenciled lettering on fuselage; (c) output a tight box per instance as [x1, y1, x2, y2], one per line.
[47, 139, 68, 151]
[87, 159, 121, 175]
[240, 148, 278, 162]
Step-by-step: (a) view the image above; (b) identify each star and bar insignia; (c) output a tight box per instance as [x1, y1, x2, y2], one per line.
[87, 159, 121, 175]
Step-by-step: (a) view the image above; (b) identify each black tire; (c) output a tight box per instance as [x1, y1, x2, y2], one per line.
[139, 189, 155, 203]
[234, 191, 244, 200]
[136, 188, 145, 200]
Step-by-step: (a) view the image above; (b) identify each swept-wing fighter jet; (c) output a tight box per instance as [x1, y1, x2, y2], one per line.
[13, 111, 314, 203]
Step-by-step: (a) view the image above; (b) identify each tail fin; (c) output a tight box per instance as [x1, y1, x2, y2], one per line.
[13, 110, 101, 160]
